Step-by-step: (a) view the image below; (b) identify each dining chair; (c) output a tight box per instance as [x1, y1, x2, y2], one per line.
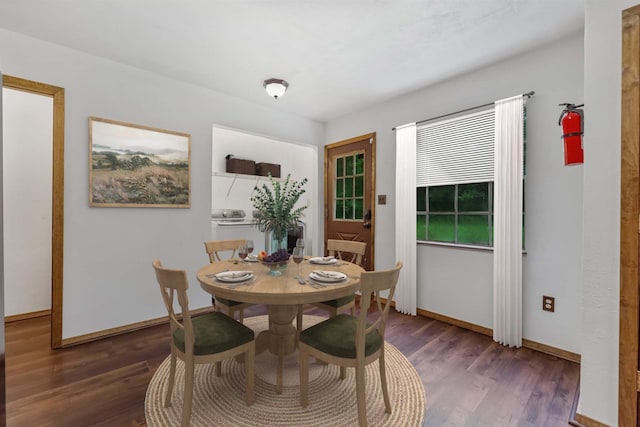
[296, 239, 367, 334]
[204, 239, 255, 322]
[298, 261, 402, 427]
[152, 259, 255, 427]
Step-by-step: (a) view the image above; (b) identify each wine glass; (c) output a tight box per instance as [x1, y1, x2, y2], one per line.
[292, 246, 304, 278]
[246, 239, 254, 255]
[238, 244, 248, 262]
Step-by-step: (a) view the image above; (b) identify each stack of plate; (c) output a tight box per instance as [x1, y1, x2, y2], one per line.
[308, 256, 338, 265]
[215, 271, 254, 283]
[308, 270, 347, 284]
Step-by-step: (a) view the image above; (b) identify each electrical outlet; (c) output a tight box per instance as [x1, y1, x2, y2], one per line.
[378, 195, 387, 205]
[542, 296, 555, 312]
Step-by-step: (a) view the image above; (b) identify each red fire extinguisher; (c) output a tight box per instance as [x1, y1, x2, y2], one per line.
[558, 103, 584, 165]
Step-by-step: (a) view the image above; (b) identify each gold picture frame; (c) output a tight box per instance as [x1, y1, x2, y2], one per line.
[89, 117, 191, 208]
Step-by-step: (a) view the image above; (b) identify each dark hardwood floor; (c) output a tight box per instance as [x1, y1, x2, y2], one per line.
[5, 306, 579, 426]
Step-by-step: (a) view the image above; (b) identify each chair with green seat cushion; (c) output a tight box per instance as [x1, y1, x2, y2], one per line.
[152, 259, 255, 427]
[296, 239, 367, 335]
[299, 261, 403, 427]
[204, 240, 255, 322]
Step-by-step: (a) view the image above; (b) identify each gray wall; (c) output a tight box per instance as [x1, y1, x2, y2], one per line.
[325, 32, 585, 353]
[0, 28, 324, 340]
[578, 0, 637, 424]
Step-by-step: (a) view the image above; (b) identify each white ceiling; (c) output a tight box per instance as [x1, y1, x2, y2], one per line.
[0, 0, 585, 122]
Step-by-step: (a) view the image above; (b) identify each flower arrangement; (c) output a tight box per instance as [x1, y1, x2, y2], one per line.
[251, 174, 308, 247]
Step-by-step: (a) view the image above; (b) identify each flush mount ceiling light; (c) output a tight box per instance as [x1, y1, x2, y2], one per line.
[263, 78, 289, 99]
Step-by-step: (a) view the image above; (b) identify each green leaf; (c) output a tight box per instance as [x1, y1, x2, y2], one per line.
[250, 174, 308, 244]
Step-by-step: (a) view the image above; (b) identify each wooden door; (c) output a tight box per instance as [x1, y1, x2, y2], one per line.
[621, 5, 640, 427]
[324, 133, 375, 271]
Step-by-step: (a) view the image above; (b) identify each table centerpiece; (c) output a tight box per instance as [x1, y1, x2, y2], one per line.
[251, 174, 308, 275]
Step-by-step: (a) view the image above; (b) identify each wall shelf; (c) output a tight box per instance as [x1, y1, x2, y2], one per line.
[212, 171, 285, 196]
[212, 171, 285, 181]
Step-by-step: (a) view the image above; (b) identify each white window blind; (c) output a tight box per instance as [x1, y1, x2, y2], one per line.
[416, 108, 495, 187]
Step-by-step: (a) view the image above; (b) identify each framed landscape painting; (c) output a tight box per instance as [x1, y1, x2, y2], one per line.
[89, 117, 191, 208]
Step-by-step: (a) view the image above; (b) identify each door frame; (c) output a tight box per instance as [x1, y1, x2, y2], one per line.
[2, 75, 65, 349]
[620, 5, 640, 426]
[324, 132, 376, 270]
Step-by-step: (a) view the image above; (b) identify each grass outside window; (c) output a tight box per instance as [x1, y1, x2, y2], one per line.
[417, 182, 525, 248]
[417, 182, 493, 246]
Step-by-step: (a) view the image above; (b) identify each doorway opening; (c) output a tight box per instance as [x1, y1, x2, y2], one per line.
[2, 75, 64, 349]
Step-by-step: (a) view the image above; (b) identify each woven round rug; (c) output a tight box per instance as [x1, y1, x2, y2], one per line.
[145, 315, 425, 427]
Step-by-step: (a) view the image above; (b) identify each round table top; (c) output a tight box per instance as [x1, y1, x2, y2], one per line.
[196, 257, 363, 305]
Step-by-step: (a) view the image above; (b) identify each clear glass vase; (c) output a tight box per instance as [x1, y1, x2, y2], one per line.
[269, 230, 288, 253]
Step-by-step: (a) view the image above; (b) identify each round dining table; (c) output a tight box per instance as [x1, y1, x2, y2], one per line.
[196, 257, 364, 394]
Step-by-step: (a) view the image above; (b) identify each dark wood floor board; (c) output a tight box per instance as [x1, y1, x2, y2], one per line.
[521, 358, 566, 425]
[544, 363, 580, 423]
[410, 326, 467, 368]
[411, 316, 452, 341]
[4, 307, 579, 427]
[7, 329, 170, 403]
[467, 340, 507, 375]
[423, 366, 493, 426]
[8, 361, 151, 427]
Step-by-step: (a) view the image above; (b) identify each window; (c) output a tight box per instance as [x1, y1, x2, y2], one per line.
[415, 106, 526, 248]
[417, 182, 493, 246]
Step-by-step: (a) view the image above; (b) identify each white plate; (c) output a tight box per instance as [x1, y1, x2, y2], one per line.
[215, 271, 254, 283]
[244, 256, 259, 263]
[308, 257, 338, 265]
[309, 270, 347, 283]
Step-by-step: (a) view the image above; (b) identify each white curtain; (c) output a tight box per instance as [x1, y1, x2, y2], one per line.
[493, 95, 524, 347]
[395, 122, 417, 315]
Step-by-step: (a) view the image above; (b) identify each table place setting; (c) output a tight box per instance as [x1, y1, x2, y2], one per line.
[308, 256, 339, 265]
[308, 270, 347, 285]
[207, 270, 255, 287]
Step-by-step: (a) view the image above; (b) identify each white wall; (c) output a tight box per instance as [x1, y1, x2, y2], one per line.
[2, 88, 52, 316]
[325, 33, 585, 352]
[0, 29, 324, 340]
[578, 1, 637, 424]
[211, 126, 319, 254]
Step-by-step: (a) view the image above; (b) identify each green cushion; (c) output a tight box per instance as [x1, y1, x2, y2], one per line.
[215, 297, 244, 307]
[299, 314, 383, 359]
[318, 295, 355, 309]
[173, 312, 254, 356]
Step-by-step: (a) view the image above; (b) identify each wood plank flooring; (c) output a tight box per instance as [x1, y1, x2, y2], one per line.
[5, 306, 579, 426]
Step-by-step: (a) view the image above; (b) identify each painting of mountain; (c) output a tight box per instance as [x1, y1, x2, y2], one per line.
[89, 117, 190, 207]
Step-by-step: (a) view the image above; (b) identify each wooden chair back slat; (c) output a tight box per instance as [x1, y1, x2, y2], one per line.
[356, 261, 402, 345]
[152, 259, 194, 351]
[326, 239, 367, 267]
[204, 239, 247, 263]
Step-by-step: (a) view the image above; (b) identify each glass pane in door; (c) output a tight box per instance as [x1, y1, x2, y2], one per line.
[334, 151, 365, 220]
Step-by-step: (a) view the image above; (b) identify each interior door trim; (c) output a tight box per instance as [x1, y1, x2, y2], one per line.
[2, 75, 65, 349]
[324, 132, 376, 269]
[620, 5, 640, 426]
